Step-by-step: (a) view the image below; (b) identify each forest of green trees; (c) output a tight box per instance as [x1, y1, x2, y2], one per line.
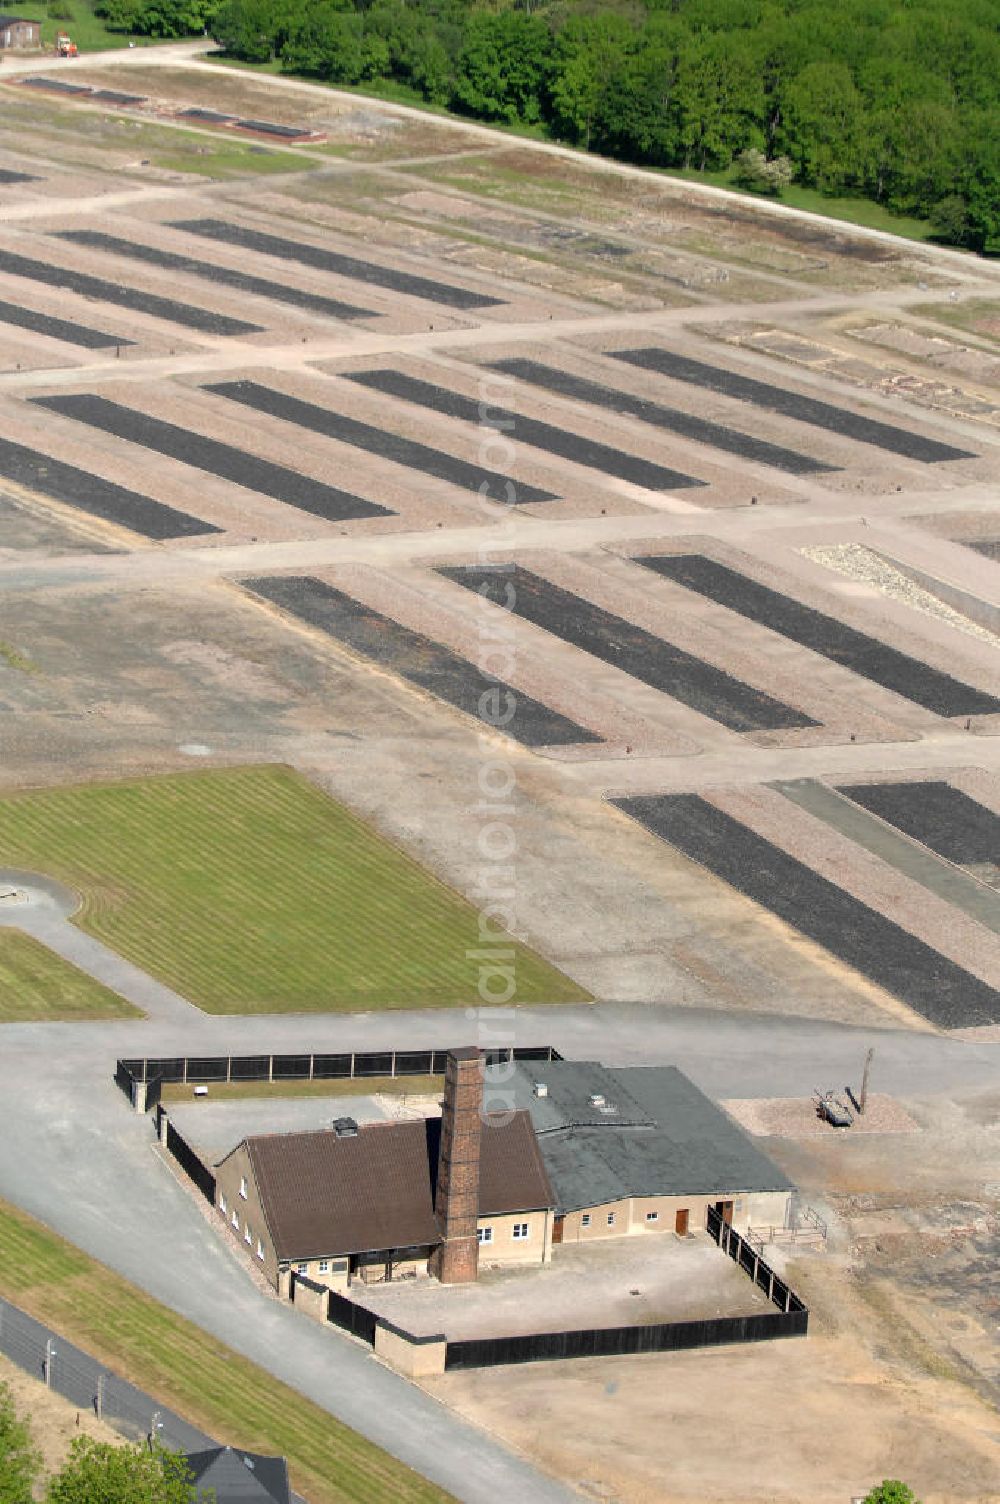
[94, 0, 999, 252]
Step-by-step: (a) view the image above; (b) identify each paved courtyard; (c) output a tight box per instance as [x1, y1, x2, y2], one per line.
[352, 1231, 769, 1338]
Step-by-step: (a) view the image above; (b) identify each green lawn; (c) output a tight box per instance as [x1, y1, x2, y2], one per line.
[0, 929, 140, 1021]
[1, 0, 152, 52]
[161, 1074, 443, 1103]
[0, 1200, 451, 1504]
[0, 766, 589, 1013]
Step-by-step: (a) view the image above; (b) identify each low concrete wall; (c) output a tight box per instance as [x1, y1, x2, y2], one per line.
[293, 1274, 329, 1323]
[374, 1321, 446, 1378]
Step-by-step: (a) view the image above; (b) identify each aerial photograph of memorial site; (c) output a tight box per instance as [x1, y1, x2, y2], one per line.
[0, 2, 996, 1502]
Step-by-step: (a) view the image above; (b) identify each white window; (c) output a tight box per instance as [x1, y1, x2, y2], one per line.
[646, 1211, 659, 1223]
[218, 1193, 227, 1214]
[295, 1262, 308, 1276]
[477, 1227, 493, 1244]
[606, 1212, 615, 1226]
[244, 1223, 252, 1244]
[231, 1209, 239, 1228]
[512, 1222, 529, 1240]
[256, 1239, 265, 1261]
[318, 1260, 330, 1274]
[239, 1177, 248, 1200]
[581, 1214, 591, 1228]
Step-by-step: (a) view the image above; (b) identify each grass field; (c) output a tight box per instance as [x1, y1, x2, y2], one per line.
[0, 929, 139, 1021]
[0, 0, 150, 52]
[0, 1200, 451, 1504]
[161, 1075, 443, 1104]
[0, 766, 589, 1013]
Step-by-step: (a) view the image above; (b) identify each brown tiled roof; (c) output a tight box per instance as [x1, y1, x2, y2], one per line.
[243, 1111, 552, 1261]
[478, 1111, 553, 1216]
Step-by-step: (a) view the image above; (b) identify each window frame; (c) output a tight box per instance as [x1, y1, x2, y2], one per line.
[477, 1226, 493, 1245]
[512, 1221, 529, 1240]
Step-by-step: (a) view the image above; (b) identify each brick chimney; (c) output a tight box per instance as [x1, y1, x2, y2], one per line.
[431, 1046, 483, 1284]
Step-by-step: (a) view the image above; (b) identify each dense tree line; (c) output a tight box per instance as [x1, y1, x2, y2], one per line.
[97, 0, 1000, 251]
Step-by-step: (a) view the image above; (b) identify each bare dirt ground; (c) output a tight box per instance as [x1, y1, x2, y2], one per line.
[0, 48, 998, 1504]
[0, 1354, 120, 1486]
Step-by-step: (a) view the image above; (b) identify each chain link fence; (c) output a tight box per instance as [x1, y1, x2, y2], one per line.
[0, 1295, 308, 1504]
[0, 1294, 215, 1452]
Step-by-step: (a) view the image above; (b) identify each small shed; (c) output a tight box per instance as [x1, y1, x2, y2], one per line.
[184, 1447, 291, 1504]
[0, 15, 41, 47]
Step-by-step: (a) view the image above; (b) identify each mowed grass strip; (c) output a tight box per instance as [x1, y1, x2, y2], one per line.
[0, 766, 589, 1013]
[161, 1075, 444, 1104]
[0, 929, 140, 1021]
[0, 1200, 451, 1504]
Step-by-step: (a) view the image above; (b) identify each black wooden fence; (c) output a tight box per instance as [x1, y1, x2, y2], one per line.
[116, 1045, 562, 1104]
[443, 1307, 806, 1369]
[161, 1113, 216, 1205]
[706, 1204, 807, 1316]
[326, 1288, 377, 1345]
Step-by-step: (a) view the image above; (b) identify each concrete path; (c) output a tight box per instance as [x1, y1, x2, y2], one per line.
[0, 871, 203, 1025]
[771, 780, 1000, 935]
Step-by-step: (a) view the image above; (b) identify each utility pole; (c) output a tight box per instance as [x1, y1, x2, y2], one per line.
[859, 1047, 874, 1116]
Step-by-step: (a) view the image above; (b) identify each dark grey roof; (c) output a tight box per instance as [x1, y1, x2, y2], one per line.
[185, 1447, 290, 1504]
[483, 1061, 793, 1213]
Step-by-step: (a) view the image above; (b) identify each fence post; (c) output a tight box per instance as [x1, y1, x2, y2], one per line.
[753, 1253, 760, 1286]
[44, 1339, 55, 1387]
[785, 1285, 792, 1313]
[268, 1054, 274, 1083]
[768, 1269, 775, 1304]
[159, 1109, 169, 1147]
[95, 1373, 104, 1419]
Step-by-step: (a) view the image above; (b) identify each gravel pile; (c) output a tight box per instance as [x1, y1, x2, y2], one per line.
[800, 543, 1000, 649]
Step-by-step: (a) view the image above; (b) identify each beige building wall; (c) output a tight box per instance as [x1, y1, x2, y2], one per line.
[559, 1189, 791, 1243]
[214, 1145, 280, 1288]
[476, 1208, 551, 1265]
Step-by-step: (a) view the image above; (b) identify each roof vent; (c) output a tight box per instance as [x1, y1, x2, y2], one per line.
[333, 1117, 358, 1137]
[533, 1081, 548, 1098]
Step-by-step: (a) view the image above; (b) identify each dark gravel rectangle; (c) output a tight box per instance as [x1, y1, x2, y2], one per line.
[55, 231, 373, 322]
[207, 380, 558, 505]
[346, 369, 706, 491]
[0, 249, 262, 337]
[32, 394, 392, 523]
[235, 118, 312, 138]
[614, 793, 1000, 1028]
[22, 77, 91, 95]
[0, 297, 131, 349]
[90, 89, 146, 105]
[640, 554, 1000, 717]
[0, 169, 37, 184]
[243, 574, 599, 746]
[178, 108, 236, 124]
[838, 780, 1000, 868]
[172, 218, 504, 311]
[440, 564, 815, 731]
[488, 358, 835, 477]
[613, 347, 976, 463]
[0, 436, 218, 539]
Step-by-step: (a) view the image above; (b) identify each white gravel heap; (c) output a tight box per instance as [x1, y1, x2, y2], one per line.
[800, 543, 1000, 648]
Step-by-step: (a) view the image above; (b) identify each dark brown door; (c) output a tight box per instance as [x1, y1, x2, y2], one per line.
[675, 1208, 689, 1236]
[716, 1200, 734, 1225]
[552, 1215, 564, 1245]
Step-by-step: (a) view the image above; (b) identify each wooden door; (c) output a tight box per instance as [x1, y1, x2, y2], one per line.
[552, 1215, 564, 1245]
[716, 1200, 734, 1225]
[675, 1207, 689, 1236]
